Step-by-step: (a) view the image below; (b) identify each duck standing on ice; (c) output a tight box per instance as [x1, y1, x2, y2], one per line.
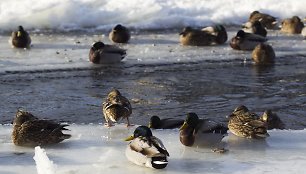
[102, 89, 132, 127]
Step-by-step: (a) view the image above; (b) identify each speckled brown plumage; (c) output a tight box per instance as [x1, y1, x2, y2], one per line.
[281, 16, 304, 34]
[248, 11, 277, 29]
[102, 89, 132, 127]
[12, 110, 71, 147]
[228, 105, 269, 139]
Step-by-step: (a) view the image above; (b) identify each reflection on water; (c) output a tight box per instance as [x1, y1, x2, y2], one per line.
[0, 57, 306, 129]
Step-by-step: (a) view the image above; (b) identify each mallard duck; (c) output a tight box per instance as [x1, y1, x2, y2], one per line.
[280, 16, 304, 34]
[11, 26, 31, 48]
[243, 20, 267, 37]
[12, 109, 71, 147]
[201, 24, 228, 44]
[260, 110, 285, 130]
[148, 115, 184, 129]
[179, 113, 228, 147]
[251, 43, 275, 65]
[246, 11, 278, 29]
[230, 30, 267, 51]
[109, 24, 131, 43]
[102, 89, 132, 127]
[125, 126, 169, 169]
[228, 105, 269, 139]
[89, 41, 126, 64]
[179, 27, 217, 46]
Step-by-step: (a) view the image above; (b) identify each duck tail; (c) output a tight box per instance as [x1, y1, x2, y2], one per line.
[60, 124, 70, 131]
[61, 133, 72, 140]
[151, 156, 168, 169]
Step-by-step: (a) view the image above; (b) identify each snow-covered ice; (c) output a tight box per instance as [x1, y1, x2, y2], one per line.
[1, 124, 306, 174]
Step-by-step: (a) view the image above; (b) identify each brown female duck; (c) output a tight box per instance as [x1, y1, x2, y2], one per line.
[251, 43, 275, 65]
[228, 105, 269, 139]
[281, 16, 304, 34]
[12, 110, 71, 147]
[246, 11, 277, 29]
[109, 24, 131, 43]
[102, 89, 132, 127]
[179, 27, 217, 46]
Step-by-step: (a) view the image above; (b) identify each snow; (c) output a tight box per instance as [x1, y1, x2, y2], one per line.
[0, 0, 305, 31]
[1, 124, 306, 174]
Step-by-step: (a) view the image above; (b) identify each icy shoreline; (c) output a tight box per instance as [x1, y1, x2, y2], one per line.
[1, 124, 306, 174]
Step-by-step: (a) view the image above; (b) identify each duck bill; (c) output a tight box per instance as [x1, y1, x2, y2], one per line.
[148, 122, 152, 128]
[17, 31, 22, 37]
[124, 135, 134, 141]
[179, 122, 188, 130]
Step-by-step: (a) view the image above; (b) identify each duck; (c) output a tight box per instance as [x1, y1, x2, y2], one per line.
[109, 24, 131, 43]
[102, 89, 132, 127]
[243, 20, 267, 37]
[280, 16, 304, 34]
[179, 113, 228, 147]
[10, 26, 31, 48]
[148, 115, 184, 129]
[201, 24, 228, 44]
[251, 43, 275, 65]
[125, 126, 169, 169]
[260, 110, 285, 130]
[89, 41, 126, 64]
[246, 11, 278, 29]
[230, 30, 267, 51]
[228, 105, 269, 139]
[179, 26, 217, 46]
[12, 109, 71, 147]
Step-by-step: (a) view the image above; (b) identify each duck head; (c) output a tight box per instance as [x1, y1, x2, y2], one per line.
[227, 105, 249, 119]
[92, 41, 105, 51]
[107, 89, 123, 104]
[148, 115, 161, 129]
[292, 16, 301, 23]
[17, 26, 25, 37]
[214, 24, 227, 44]
[13, 109, 37, 126]
[113, 24, 124, 32]
[125, 125, 153, 141]
[180, 112, 199, 130]
[179, 27, 193, 36]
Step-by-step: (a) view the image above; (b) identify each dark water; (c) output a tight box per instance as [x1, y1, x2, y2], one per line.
[1, 56, 306, 129]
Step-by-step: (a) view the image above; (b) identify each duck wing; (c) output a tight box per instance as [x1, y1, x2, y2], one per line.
[19, 120, 70, 145]
[197, 119, 228, 134]
[104, 45, 126, 56]
[130, 137, 169, 157]
[244, 33, 267, 42]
